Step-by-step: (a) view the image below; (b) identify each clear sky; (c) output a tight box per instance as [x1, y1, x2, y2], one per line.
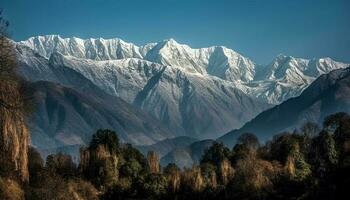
[1, 0, 349, 64]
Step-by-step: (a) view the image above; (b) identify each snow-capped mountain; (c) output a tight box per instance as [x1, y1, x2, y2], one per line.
[18, 35, 348, 104]
[15, 35, 349, 140]
[219, 67, 350, 148]
[16, 43, 268, 139]
[19, 35, 257, 82]
[144, 38, 256, 82]
[19, 35, 143, 60]
[238, 54, 349, 103]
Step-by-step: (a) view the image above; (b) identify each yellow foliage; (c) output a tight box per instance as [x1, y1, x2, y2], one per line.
[235, 151, 277, 192]
[167, 170, 181, 192]
[220, 158, 235, 185]
[0, 177, 25, 200]
[67, 179, 99, 200]
[0, 80, 30, 182]
[147, 151, 160, 174]
[182, 166, 204, 192]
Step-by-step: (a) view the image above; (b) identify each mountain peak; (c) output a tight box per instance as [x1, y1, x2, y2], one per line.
[159, 38, 181, 47]
[275, 53, 291, 61]
[164, 38, 178, 43]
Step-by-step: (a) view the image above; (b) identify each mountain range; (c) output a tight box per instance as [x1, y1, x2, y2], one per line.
[158, 66, 350, 168]
[13, 35, 349, 163]
[15, 35, 272, 140]
[219, 66, 350, 147]
[18, 35, 348, 104]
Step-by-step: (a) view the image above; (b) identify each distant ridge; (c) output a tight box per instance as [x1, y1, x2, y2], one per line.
[219, 67, 350, 148]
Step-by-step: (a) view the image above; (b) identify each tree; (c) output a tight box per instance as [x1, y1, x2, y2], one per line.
[323, 112, 350, 165]
[0, 177, 25, 200]
[140, 173, 167, 198]
[227, 151, 275, 199]
[268, 133, 305, 164]
[300, 122, 320, 138]
[323, 112, 350, 144]
[0, 9, 16, 81]
[219, 158, 235, 185]
[119, 157, 143, 180]
[119, 143, 147, 179]
[237, 132, 260, 151]
[0, 10, 32, 183]
[27, 147, 44, 187]
[200, 163, 217, 189]
[201, 142, 231, 168]
[46, 153, 76, 177]
[284, 144, 311, 181]
[310, 131, 338, 172]
[231, 143, 250, 165]
[147, 151, 160, 174]
[323, 112, 350, 133]
[163, 163, 180, 175]
[266, 132, 311, 189]
[181, 166, 204, 192]
[89, 129, 119, 153]
[163, 163, 181, 192]
[80, 130, 121, 189]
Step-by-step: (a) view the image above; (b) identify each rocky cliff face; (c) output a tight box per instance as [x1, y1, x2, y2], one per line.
[0, 81, 30, 182]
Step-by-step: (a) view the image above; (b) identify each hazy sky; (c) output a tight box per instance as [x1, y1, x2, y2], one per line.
[2, 0, 349, 64]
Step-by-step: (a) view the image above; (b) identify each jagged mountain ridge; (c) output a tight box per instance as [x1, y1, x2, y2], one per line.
[16, 42, 269, 139]
[19, 35, 256, 82]
[15, 35, 349, 140]
[219, 67, 350, 148]
[238, 54, 349, 103]
[18, 35, 348, 104]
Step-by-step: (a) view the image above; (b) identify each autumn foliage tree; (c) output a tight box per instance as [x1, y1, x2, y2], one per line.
[0, 9, 32, 184]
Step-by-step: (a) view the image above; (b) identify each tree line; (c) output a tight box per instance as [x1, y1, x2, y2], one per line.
[2, 112, 346, 200]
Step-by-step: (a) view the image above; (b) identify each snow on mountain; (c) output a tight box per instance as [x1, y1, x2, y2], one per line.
[219, 67, 350, 148]
[15, 35, 349, 141]
[19, 35, 143, 60]
[237, 54, 349, 103]
[16, 45, 269, 139]
[144, 38, 257, 82]
[19, 35, 348, 105]
[15, 46, 267, 140]
[20, 35, 257, 82]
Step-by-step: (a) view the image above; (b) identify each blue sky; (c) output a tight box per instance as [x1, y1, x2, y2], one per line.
[1, 0, 349, 64]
